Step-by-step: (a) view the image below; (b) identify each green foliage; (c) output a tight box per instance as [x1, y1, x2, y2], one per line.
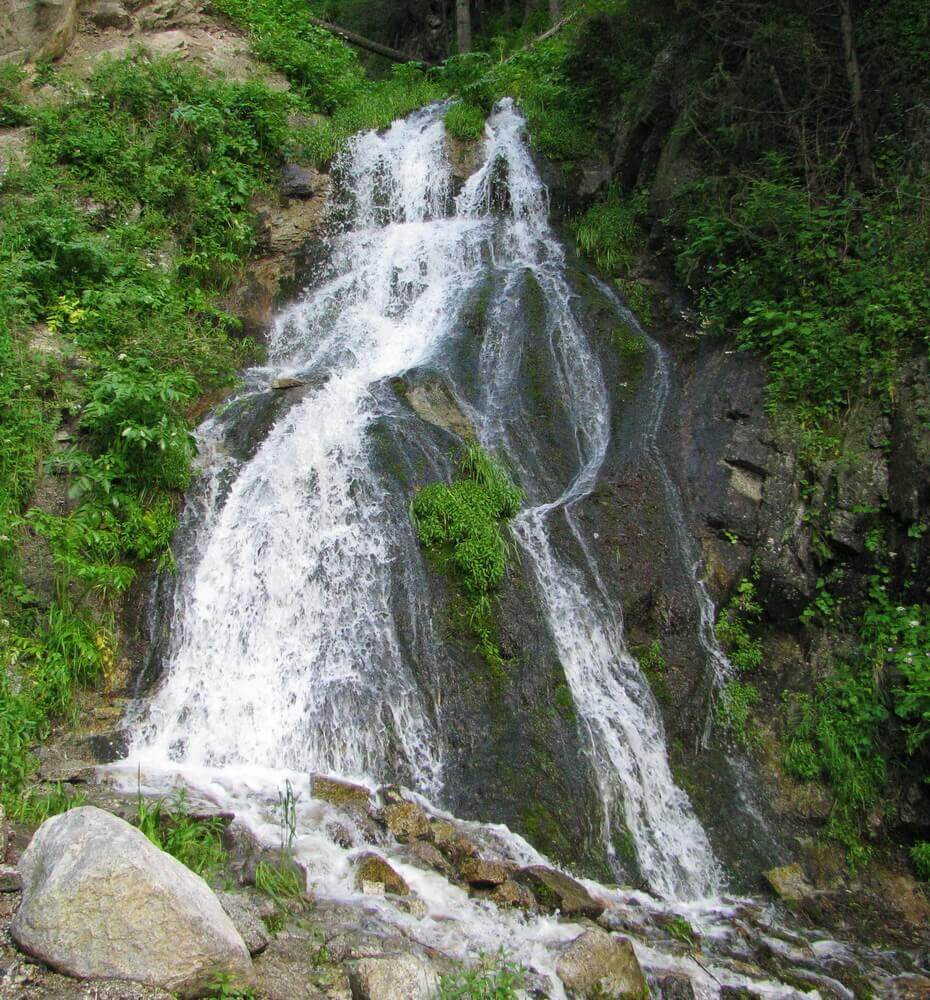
[209, 972, 257, 999]
[413, 445, 522, 671]
[439, 954, 526, 999]
[911, 841, 930, 881]
[636, 639, 667, 701]
[412, 445, 522, 597]
[663, 915, 696, 947]
[715, 681, 761, 748]
[136, 788, 228, 881]
[676, 171, 930, 425]
[255, 858, 304, 901]
[445, 101, 487, 142]
[573, 187, 647, 275]
[10, 782, 87, 826]
[715, 578, 763, 672]
[211, 0, 442, 166]
[0, 62, 29, 127]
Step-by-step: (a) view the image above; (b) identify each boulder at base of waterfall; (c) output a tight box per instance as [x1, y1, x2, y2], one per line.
[514, 865, 605, 919]
[384, 801, 431, 842]
[311, 775, 373, 813]
[555, 928, 647, 999]
[10, 807, 252, 998]
[459, 857, 513, 887]
[406, 840, 456, 880]
[764, 863, 814, 904]
[354, 853, 409, 896]
[490, 879, 536, 910]
[348, 953, 440, 1000]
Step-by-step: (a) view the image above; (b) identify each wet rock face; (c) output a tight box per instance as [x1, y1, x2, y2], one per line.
[11, 807, 251, 998]
[514, 865, 605, 919]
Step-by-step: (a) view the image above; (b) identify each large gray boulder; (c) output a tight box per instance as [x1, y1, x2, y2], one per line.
[11, 806, 252, 998]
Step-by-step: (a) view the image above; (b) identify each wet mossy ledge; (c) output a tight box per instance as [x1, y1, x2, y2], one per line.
[411, 444, 522, 675]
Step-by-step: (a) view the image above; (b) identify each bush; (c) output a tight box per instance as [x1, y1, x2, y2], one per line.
[440, 956, 525, 999]
[412, 445, 522, 669]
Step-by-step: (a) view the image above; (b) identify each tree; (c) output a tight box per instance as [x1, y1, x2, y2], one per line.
[456, 0, 472, 53]
[550, 0, 561, 20]
[838, 0, 876, 186]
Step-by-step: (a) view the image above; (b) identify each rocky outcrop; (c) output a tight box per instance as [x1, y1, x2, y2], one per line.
[384, 801, 431, 842]
[11, 807, 252, 997]
[555, 928, 647, 998]
[0, 0, 77, 62]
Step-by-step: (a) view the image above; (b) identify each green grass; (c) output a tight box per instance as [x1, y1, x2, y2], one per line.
[412, 445, 522, 670]
[255, 857, 304, 901]
[445, 101, 487, 142]
[136, 789, 228, 881]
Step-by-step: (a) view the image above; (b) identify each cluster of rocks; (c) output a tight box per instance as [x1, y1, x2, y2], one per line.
[0, 786, 654, 1000]
[315, 777, 607, 920]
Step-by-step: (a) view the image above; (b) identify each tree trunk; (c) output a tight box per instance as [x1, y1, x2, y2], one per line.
[838, 0, 876, 186]
[549, 0, 561, 21]
[456, 0, 472, 53]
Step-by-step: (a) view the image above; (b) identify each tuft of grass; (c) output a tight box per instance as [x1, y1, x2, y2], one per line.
[136, 788, 228, 881]
[445, 101, 487, 142]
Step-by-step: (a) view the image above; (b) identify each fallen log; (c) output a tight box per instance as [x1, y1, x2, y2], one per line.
[307, 15, 436, 67]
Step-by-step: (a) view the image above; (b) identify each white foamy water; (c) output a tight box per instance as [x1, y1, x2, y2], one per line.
[127, 100, 718, 912]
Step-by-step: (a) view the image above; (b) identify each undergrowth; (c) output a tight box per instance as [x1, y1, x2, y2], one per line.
[439, 954, 526, 1000]
[0, 51, 318, 814]
[211, 0, 443, 166]
[411, 445, 522, 672]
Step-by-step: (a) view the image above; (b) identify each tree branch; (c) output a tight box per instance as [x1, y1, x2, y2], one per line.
[307, 15, 437, 66]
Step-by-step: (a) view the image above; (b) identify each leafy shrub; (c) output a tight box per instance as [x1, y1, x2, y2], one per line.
[715, 578, 763, 672]
[440, 955, 525, 999]
[715, 681, 761, 748]
[572, 187, 647, 275]
[0, 62, 29, 128]
[412, 445, 522, 671]
[412, 445, 522, 596]
[675, 168, 930, 424]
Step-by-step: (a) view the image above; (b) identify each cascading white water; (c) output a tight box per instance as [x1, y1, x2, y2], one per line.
[459, 106, 720, 900]
[127, 100, 718, 901]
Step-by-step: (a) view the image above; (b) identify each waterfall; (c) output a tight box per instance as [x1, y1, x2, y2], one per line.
[127, 100, 720, 901]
